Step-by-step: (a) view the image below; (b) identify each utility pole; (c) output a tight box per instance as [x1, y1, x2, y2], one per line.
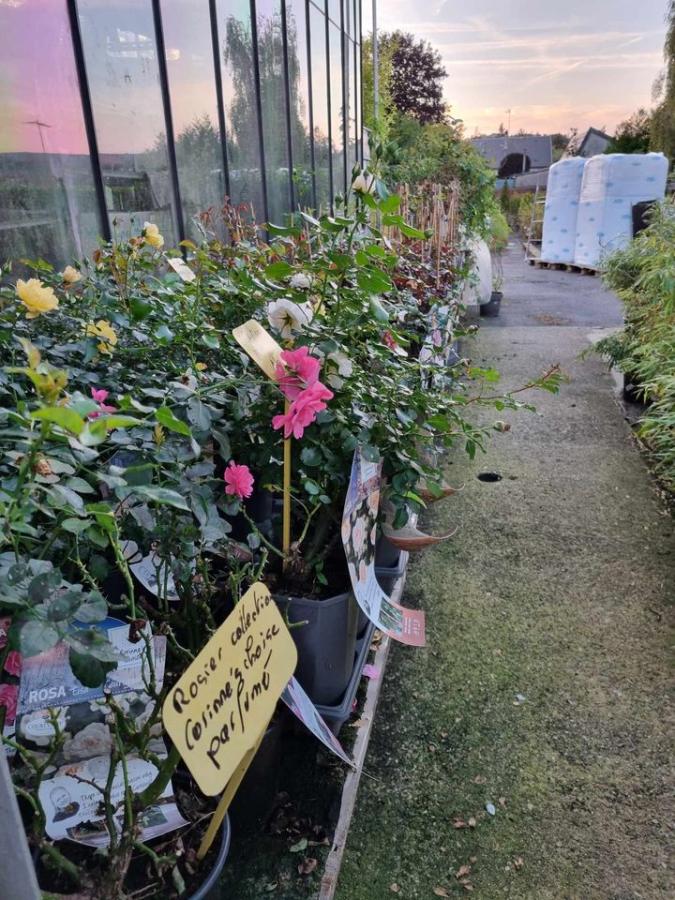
[506, 108, 512, 135]
[23, 119, 52, 154]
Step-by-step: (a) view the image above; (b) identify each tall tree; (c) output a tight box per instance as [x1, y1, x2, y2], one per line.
[368, 31, 447, 126]
[650, 0, 675, 163]
[607, 108, 652, 154]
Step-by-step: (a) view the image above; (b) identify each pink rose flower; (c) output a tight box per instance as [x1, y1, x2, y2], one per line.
[0, 683, 18, 724]
[274, 346, 321, 400]
[224, 461, 255, 500]
[3, 651, 21, 678]
[88, 387, 117, 419]
[272, 381, 333, 440]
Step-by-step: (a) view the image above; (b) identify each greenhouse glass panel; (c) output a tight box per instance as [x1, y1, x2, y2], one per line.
[0, 0, 101, 264]
[328, 22, 345, 199]
[345, 38, 357, 179]
[160, 0, 226, 238]
[285, 0, 314, 208]
[216, 0, 265, 221]
[309, 2, 331, 210]
[256, 0, 292, 224]
[77, 0, 177, 244]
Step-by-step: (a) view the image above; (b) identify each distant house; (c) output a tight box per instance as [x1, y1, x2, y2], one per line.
[470, 135, 553, 177]
[576, 127, 612, 158]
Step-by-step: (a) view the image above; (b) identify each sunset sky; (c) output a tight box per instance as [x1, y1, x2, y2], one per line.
[377, 0, 670, 137]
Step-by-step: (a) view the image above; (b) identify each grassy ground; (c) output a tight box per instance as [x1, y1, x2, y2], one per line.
[337, 316, 674, 899]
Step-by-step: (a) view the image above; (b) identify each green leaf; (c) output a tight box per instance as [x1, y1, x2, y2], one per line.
[201, 332, 220, 349]
[95, 414, 143, 430]
[64, 477, 95, 494]
[300, 446, 322, 467]
[75, 591, 107, 624]
[369, 296, 390, 322]
[61, 517, 93, 535]
[31, 407, 84, 435]
[156, 406, 191, 436]
[120, 485, 190, 511]
[357, 268, 393, 294]
[264, 260, 294, 279]
[303, 479, 320, 496]
[65, 628, 119, 663]
[378, 195, 401, 214]
[154, 324, 174, 343]
[69, 648, 117, 688]
[20, 620, 60, 656]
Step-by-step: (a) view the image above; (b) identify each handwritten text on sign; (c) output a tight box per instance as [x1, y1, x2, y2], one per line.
[162, 583, 297, 796]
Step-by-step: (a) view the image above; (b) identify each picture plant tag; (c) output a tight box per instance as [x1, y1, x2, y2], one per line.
[167, 257, 196, 282]
[232, 319, 283, 380]
[162, 582, 297, 795]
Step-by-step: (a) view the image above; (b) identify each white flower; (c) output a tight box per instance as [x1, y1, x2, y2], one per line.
[266, 298, 313, 339]
[352, 171, 375, 194]
[62, 722, 112, 762]
[325, 350, 353, 389]
[289, 272, 312, 290]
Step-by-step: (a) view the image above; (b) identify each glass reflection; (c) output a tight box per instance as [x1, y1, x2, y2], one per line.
[217, 0, 265, 221]
[160, 0, 226, 238]
[285, 0, 314, 208]
[328, 23, 345, 199]
[0, 0, 101, 264]
[345, 39, 356, 178]
[309, 3, 330, 210]
[77, 0, 177, 244]
[257, 0, 291, 224]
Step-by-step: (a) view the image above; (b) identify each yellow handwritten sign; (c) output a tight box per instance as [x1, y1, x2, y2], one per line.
[162, 583, 297, 796]
[232, 319, 283, 380]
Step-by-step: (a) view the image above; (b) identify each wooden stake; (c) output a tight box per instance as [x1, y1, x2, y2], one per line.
[282, 398, 292, 559]
[196, 723, 268, 860]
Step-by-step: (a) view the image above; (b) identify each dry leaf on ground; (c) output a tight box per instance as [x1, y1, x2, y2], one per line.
[390, 883, 401, 893]
[433, 888, 450, 897]
[457, 865, 472, 878]
[297, 858, 317, 876]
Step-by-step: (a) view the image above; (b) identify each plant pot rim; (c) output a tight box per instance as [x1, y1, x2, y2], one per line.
[274, 589, 354, 607]
[185, 815, 231, 900]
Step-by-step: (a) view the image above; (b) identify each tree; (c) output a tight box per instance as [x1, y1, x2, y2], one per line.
[606, 108, 652, 154]
[651, 1, 675, 164]
[369, 31, 448, 126]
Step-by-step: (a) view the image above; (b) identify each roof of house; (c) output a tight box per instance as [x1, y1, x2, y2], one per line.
[470, 134, 553, 170]
[576, 127, 612, 158]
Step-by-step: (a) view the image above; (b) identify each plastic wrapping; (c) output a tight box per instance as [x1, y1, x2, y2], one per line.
[573, 153, 668, 269]
[540, 157, 586, 264]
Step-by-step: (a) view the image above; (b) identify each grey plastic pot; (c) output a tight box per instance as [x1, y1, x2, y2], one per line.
[480, 291, 502, 317]
[275, 591, 359, 705]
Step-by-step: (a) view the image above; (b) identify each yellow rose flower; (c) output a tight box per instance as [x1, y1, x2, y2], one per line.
[15, 278, 59, 319]
[85, 319, 118, 354]
[143, 222, 164, 250]
[196, 362, 207, 371]
[62, 265, 82, 285]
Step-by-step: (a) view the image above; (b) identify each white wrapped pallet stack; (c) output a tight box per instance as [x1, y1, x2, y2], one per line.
[573, 153, 668, 270]
[540, 157, 586, 264]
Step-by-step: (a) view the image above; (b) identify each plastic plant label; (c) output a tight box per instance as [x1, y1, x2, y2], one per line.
[342, 447, 426, 646]
[163, 582, 297, 796]
[281, 676, 353, 766]
[167, 256, 196, 282]
[232, 319, 283, 380]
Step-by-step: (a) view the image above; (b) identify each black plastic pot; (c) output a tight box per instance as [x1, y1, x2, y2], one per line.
[275, 591, 359, 705]
[374, 551, 408, 596]
[186, 816, 231, 900]
[375, 533, 401, 569]
[228, 722, 282, 832]
[480, 291, 502, 317]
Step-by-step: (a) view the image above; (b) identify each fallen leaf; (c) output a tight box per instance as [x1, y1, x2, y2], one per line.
[498, 796, 507, 808]
[468, 817, 477, 828]
[469, 856, 477, 863]
[349, 718, 368, 728]
[362, 664, 380, 679]
[453, 819, 467, 829]
[462, 883, 474, 892]
[297, 858, 318, 876]
[514, 857, 524, 871]
[513, 693, 526, 705]
[390, 884, 401, 893]
[433, 888, 450, 897]
[457, 865, 472, 878]
[473, 775, 486, 785]
[289, 838, 308, 853]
